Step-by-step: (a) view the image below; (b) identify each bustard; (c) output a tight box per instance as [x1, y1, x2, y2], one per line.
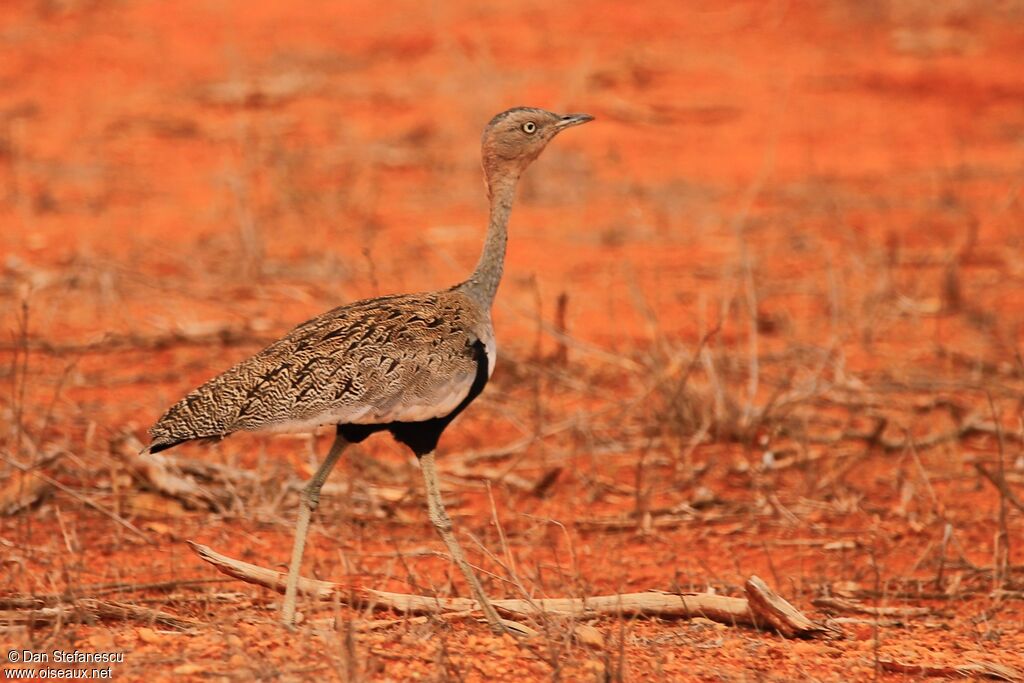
[145, 107, 593, 633]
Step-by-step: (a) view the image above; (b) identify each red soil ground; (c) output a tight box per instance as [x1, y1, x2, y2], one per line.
[2, 1, 1023, 680]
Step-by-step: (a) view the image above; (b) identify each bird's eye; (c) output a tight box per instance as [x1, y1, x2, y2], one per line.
[522, 121, 537, 134]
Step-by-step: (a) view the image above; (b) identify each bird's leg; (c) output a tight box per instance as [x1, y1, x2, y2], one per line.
[419, 451, 509, 635]
[282, 432, 348, 626]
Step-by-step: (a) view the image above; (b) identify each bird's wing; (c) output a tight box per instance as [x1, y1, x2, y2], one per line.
[147, 290, 488, 451]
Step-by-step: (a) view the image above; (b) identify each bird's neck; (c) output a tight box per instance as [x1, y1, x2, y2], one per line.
[464, 172, 517, 308]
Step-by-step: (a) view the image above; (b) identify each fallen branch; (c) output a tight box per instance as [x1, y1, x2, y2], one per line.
[185, 543, 536, 636]
[0, 327, 273, 355]
[0, 452, 62, 516]
[319, 608, 601, 647]
[0, 467, 52, 515]
[780, 411, 1024, 455]
[974, 464, 1024, 515]
[0, 453, 150, 542]
[877, 656, 1021, 681]
[116, 436, 225, 511]
[0, 598, 199, 630]
[187, 541, 830, 638]
[812, 596, 935, 618]
[574, 514, 700, 531]
[744, 576, 819, 637]
[830, 616, 944, 629]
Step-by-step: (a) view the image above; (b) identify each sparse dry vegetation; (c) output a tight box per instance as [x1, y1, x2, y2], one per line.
[1, 0, 1023, 680]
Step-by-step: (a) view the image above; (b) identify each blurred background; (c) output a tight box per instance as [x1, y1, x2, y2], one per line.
[1, 0, 1023, 678]
[3, 1, 1024, 358]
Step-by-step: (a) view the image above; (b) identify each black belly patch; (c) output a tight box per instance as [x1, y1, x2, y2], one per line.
[337, 339, 490, 456]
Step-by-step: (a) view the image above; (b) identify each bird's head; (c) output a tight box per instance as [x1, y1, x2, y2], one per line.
[481, 107, 593, 195]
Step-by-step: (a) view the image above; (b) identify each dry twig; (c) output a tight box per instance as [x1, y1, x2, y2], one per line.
[973, 464, 1024, 514]
[187, 541, 829, 637]
[877, 656, 1021, 681]
[812, 596, 934, 618]
[0, 467, 52, 515]
[0, 598, 198, 630]
[115, 435, 225, 511]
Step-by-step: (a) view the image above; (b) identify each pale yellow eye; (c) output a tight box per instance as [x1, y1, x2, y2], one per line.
[522, 121, 537, 134]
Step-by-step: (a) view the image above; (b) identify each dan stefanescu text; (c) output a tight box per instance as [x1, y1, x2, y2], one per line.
[8, 650, 124, 664]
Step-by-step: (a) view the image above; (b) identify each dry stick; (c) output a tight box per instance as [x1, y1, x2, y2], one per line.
[935, 523, 952, 589]
[743, 576, 819, 637]
[0, 598, 198, 630]
[552, 292, 569, 364]
[0, 453, 151, 543]
[573, 512, 730, 532]
[728, 73, 784, 431]
[3, 578, 235, 603]
[482, 481, 527, 599]
[985, 392, 1012, 592]
[876, 657, 1021, 682]
[450, 416, 578, 467]
[0, 463, 53, 515]
[792, 419, 979, 453]
[0, 327, 274, 355]
[738, 216, 760, 432]
[666, 322, 722, 413]
[907, 434, 944, 519]
[116, 436, 224, 511]
[811, 597, 933, 619]
[12, 298, 30, 460]
[186, 542, 829, 637]
[973, 464, 1024, 514]
[842, 586, 994, 601]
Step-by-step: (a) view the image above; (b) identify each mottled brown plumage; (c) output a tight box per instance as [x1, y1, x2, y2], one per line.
[143, 106, 593, 633]
[148, 289, 491, 452]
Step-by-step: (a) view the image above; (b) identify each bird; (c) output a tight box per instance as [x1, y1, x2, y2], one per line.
[144, 106, 593, 633]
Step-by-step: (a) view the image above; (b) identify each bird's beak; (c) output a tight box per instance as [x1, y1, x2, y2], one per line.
[554, 113, 595, 130]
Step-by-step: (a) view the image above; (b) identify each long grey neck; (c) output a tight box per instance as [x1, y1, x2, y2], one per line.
[462, 172, 518, 308]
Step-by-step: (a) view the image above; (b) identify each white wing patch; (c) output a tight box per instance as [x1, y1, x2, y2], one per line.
[363, 373, 475, 423]
[364, 333, 489, 423]
[478, 328, 497, 377]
